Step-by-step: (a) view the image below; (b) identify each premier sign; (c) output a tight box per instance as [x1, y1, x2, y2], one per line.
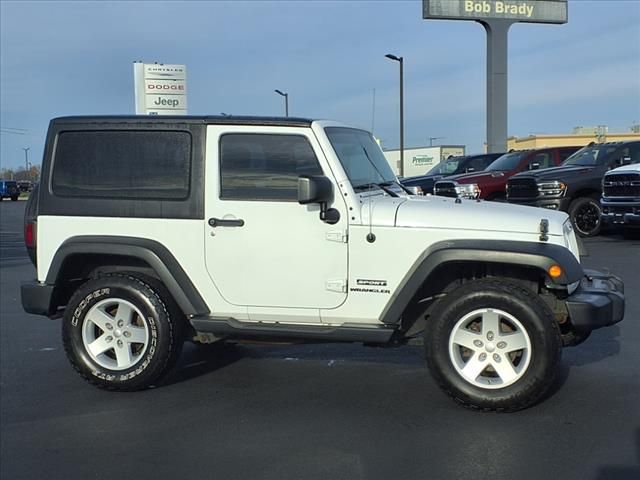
[133, 62, 188, 115]
[423, 0, 567, 24]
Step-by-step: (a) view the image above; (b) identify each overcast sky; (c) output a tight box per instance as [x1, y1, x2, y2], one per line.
[1, 0, 639, 170]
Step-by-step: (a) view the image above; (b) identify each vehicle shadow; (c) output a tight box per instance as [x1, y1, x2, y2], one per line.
[163, 341, 245, 386]
[595, 428, 640, 480]
[562, 325, 621, 367]
[540, 325, 621, 402]
[163, 341, 425, 386]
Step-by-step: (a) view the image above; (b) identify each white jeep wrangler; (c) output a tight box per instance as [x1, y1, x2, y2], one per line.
[22, 116, 625, 411]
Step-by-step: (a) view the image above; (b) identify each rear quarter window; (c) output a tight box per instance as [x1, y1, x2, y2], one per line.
[51, 130, 192, 199]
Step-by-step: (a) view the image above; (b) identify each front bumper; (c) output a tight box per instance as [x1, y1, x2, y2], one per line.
[508, 197, 572, 212]
[565, 269, 625, 333]
[601, 201, 640, 226]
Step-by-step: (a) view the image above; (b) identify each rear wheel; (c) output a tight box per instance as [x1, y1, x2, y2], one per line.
[424, 279, 562, 412]
[62, 274, 184, 390]
[569, 196, 602, 237]
[10, 195, 18, 201]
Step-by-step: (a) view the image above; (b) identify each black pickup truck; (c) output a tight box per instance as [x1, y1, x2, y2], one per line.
[507, 141, 640, 237]
[401, 153, 503, 194]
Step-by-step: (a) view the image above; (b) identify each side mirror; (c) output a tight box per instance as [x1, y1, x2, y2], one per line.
[298, 175, 333, 204]
[530, 162, 540, 170]
[619, 156, 632, 166]
[298, 176, 339, 224]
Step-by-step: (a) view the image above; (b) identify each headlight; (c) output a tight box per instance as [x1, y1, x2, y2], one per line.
[537, 181, 567, 197]
[455, 183, 481, 199]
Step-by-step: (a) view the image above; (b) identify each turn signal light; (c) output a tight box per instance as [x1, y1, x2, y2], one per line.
[548, 265, 562, 278]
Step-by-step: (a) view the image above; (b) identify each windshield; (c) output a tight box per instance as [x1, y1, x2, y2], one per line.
[486, 151, 527, 171]
[427, 157, 464, 175]
[563, 144, 619, 166]
[325, 127, 396, 188]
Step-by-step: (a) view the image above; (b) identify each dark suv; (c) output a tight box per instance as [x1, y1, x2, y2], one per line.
[0, 179, 20, 201]
[401, 153, 503, 194]
[434, 146, 579, 201]
[507, 141, 640, 237]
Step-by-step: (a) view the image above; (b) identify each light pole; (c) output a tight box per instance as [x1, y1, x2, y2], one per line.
[274, 89, 289, 117]
[23, 147, 30, 181]
[385, 54, 404, 177]
[429, 136, 445, 146]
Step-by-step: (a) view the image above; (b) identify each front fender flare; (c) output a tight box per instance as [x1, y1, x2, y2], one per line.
[379, 239, 582, 325]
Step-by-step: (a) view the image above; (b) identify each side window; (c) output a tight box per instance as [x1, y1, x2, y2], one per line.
[52, 130, 191, 199]
[220, 134, 323, 201]
[558, 149, 574, 163]
[528, 152, 552, 170]
[468, 157, 488, 172]
[628, 145, 640, 163]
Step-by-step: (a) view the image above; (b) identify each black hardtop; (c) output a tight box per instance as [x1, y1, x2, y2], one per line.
[50, 115, 315, 128]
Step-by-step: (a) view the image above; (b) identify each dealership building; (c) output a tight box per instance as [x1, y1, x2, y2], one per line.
[506, 125, 640, 150]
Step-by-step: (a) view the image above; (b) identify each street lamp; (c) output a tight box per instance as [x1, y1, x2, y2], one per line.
[385, 54, 404, 177]
[274, 89, 289, 117]
[22, 147, 30, 181]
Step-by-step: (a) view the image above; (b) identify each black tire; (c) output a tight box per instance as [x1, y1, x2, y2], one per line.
[569, 196, 602, 237]
[424, 278, 562, 412]
[10, 195, 18, 201]
[62, 274, 184, 391]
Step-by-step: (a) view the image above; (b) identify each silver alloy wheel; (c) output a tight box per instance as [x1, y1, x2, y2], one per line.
[81, 298, 149, 371]
[448, 308, 532, 389]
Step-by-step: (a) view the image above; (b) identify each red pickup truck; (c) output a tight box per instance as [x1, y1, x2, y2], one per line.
[433, 146, 580, 201]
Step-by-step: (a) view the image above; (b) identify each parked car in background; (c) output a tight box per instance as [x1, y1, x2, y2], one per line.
[18, 180, 34, 192]
[0, 179, 20, 201]
[401, 153, 503, 194]
[507, 141, 640, 237]
[601, 163, 640, 233]
[434, 146, 580, 201]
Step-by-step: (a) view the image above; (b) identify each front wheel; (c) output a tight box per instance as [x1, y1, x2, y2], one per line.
[62, 274, 184, 390]
[424, 279, 562, 412]
[569, 196, 602, 237]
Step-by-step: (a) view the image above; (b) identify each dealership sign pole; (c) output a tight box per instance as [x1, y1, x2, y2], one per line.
[423, 1, 567, 153]
[133, 62, 188, 115]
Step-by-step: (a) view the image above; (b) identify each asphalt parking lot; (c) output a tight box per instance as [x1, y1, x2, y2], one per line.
[1, 200, 639, 480]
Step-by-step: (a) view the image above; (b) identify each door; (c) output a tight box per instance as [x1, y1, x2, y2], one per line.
[204, 125, 349, 316]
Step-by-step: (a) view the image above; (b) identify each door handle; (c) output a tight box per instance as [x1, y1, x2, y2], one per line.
[208, 217, 245, 227]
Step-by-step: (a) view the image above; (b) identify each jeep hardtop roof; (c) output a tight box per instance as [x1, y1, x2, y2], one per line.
[50, 115, 314, 127]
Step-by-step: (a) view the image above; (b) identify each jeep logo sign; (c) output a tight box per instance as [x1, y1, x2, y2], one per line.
[423, 0, 567, 24]
[134, 62, 188, 115]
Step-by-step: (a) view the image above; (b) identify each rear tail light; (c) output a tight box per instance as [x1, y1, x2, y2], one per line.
[25, 222, 36, 248]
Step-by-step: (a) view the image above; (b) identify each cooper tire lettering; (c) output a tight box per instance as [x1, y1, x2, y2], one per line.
[62, 274, 184, 391]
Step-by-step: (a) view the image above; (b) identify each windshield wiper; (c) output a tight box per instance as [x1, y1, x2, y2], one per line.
[353, 182, 399, 197]
[380, 180, 413, 195]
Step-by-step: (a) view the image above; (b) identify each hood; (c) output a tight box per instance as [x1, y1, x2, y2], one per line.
[512, 165, 594, 181]
[402, 173, 444, 184]
[607, 163, 640, 174]
[401, 174, 444, 190]
[394, 195, 568, 235]
[443, 170, 507, 185]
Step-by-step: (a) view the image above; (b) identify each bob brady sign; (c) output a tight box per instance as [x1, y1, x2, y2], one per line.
[133, 62, 188, 115]
[423, 0, 567, 24]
